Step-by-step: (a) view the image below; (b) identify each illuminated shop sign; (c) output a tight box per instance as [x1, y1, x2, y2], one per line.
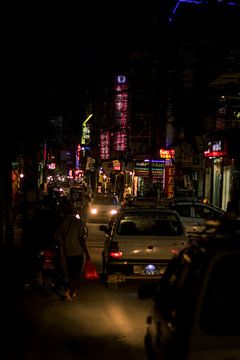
[81, 114, 93, 145]
[160, 149, 175, 159]
[114, 131, 127, 151]
[204, 140, 227, 158]
[136, 160, 165, 169]
[113, 160, 121, 170]
[164, 164, 175, 199]
[76, 144, 81, 169]
[100, 130, 110, 160]
[114, 75, 128, 151]
[134, 160, 164, 178]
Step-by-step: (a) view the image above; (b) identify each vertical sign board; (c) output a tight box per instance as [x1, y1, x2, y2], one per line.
[100, 130, 110, 160]
[114, 75, 128, 151]
[164, 164, 175, 199]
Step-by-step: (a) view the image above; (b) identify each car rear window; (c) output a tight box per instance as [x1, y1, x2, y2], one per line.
[171, 205, 191, 217]
[199, 253, 240, 336]
[116, 212, 184, 236]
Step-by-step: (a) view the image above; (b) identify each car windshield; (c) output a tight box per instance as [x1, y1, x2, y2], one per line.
[92, 196, 117, 205]
[116, 212, 184, 236]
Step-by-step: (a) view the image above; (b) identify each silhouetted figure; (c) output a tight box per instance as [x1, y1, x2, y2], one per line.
[55, 200, 90, 302]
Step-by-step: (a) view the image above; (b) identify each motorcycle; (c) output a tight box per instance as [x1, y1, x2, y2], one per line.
[35, 243, 65, 292]
[35, 218, 88, 292]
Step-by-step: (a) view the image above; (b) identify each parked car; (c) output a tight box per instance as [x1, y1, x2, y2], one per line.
[169, 201, 225, 236]
[128, 196, 160, 208]
[86, 194, 121, 223]
[138, 222, 240, 360]
[99, 207, 189, 288]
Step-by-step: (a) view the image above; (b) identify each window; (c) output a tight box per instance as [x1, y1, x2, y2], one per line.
[117, 212, 184, 236]
[173, 205, 191, 217]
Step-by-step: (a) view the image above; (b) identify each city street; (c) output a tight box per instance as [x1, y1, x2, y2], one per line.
[1, 222, 152, 360]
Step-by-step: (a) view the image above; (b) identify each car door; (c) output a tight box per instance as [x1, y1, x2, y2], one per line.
[147, 252, 194, 359]
[172, 204, 196, 234]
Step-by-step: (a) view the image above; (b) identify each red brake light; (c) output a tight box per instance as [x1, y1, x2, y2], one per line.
[109, 251, 123, 259]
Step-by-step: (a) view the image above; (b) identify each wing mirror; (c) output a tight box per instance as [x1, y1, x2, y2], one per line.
[99, 225, 108, 233]
[138, 281, 159, 300]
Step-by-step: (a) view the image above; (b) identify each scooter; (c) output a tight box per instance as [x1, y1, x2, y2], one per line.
[35, 243, 65, 292]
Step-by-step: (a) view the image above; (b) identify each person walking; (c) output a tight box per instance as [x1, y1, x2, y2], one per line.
[55, 199, 90, 302]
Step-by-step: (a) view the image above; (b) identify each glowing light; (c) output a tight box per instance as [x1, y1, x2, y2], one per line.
[168, 0, 238, 22]
[100, 130, 110, 159]
[117, 75, 126, 84]
[81, 114, 93, 144]
[114, 75, 128, 151]
[160, 149, 175, 159]
[109, 251, 123, 259]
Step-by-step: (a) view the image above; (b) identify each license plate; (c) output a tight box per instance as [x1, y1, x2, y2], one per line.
[134, 264, 163, 275]
[142, 264, 159, 275]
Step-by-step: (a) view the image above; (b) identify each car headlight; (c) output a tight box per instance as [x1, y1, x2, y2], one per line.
[110, 209, 118, 215]
[90, 208, 97, 214]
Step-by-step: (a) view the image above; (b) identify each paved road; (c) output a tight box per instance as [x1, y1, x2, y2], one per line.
[1, 222, 152, 360]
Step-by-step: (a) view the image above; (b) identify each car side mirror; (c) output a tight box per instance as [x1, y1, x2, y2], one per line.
[138, 281, 159, 300]
[99, 225, 108, 233]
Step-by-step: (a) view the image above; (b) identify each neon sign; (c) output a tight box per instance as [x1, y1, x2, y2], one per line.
[204, 140, 227, 158]
[160, 149, 175, 159]
[114, 75, 128, 151]
[169, 0, 238, 22]
[100, 130, 110, 160]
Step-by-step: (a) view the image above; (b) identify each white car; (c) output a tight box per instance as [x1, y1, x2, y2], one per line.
[99, 207, 189, 288]
[86, 194, 121, 223]
[169, 201, 225, 236]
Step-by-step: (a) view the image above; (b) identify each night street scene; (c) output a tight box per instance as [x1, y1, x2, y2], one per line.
[1, 1, 240, 359]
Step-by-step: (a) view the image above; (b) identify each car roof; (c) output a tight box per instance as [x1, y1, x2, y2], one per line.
[170, 201, 224, 211]
[119, 207, 181, 215]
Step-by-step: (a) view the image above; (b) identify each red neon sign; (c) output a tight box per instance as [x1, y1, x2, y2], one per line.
[160, 149, 175, 159]
[204, 150, 226, 158]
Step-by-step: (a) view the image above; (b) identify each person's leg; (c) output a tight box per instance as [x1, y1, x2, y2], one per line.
[64, 255, 84, 300]
[71, 255, 84, 300]
[64, 257, 75, 301]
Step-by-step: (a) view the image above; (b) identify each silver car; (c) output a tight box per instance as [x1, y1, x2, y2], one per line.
[169, 201, 225, 236]
[99, 207, 189, 288]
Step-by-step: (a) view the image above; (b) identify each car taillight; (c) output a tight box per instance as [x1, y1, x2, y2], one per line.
[109, 251, 123, 259]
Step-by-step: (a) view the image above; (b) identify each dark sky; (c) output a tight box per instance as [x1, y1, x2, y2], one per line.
[1, 2, 239, 142]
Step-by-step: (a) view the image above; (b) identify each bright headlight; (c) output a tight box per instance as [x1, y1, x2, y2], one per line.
[110, 209, 117, 215]
[90, 208, 97, 214]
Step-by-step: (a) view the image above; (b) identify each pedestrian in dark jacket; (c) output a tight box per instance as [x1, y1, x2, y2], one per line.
[55, 200, 90, 302]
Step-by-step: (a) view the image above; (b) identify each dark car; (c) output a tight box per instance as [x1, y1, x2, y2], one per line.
[138, 220, 240, 360]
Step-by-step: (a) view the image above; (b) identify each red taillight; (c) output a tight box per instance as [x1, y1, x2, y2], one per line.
[109, 251, 123, 259]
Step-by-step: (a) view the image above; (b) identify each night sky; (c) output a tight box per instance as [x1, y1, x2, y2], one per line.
[1, 2, 239, 145]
